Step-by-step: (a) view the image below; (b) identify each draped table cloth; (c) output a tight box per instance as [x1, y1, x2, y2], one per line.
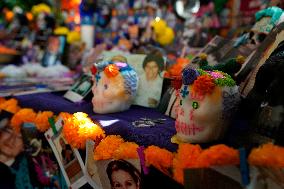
[15, 92, 178, 152]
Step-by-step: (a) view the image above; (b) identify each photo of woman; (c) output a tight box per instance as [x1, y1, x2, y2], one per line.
[135, 54, 165, 108]
[106, 159, 141, 189]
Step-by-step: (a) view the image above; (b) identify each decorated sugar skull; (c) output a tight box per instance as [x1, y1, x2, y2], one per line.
[91, 58, 138, 114]
[174, 68, 240, 143]
[246, 7, 283, 46]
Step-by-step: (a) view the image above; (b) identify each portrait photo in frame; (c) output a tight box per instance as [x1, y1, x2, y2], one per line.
[44, 117, 87, 188]
[64, 74, 93, 102]
[86, 141, 142, 189]
[42, 35, 66, 67]
[102, 51, 166, 108]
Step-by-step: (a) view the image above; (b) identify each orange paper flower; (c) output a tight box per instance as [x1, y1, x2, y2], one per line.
[173, 144, 202, 184]
[113, 142, 139, 159]
[63, 112, 105, 149]
[34, 111, 54, 132]
[104, 64, 120, 77]
[248, 143, 284, 167]
[192, 75, 215, 96]
[0, 98, 21, 113]
[144, 145, 174, 175]
[94, 135, 124, 160]
[10, 108, 37, 132]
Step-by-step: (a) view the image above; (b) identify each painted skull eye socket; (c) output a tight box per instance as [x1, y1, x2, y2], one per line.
[192, 101, 199, 109]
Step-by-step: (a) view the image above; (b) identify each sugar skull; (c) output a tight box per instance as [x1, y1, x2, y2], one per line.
[91, 58, 138, 114]
[174, 68, 240, 143]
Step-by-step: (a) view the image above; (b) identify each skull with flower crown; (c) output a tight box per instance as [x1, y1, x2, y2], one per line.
[174, 68, 240, 143]
[90, 56, 138, 114]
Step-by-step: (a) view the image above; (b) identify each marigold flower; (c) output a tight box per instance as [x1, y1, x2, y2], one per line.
[57, 112, 72, 123]
[248, 143, 284, 167]
[104, 64, 120, 78]
[10, 108, 37, 132]
[172, 144, 238, 184]
[34, 111, 54, 132]
[144, 145, 174, 175]
[0, 98, 21, 113]
[94, 135, 124, 160]
[0, 97, 6, 104]
[196, 144, 240, 167]
[113, 142, 139, 159]
[173, 144, 202, 184]
[63, 112, 105, 149]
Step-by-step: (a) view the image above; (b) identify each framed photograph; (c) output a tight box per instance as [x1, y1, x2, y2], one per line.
[86, 141, 142, 189]
[85, 140, 103, 188]
[164, 88, 180, 119]
[190, 36, 255, 70]
[44, 117, 87, 188]
[42, 35, 65, 67]
[238, 22, 284, 97]
[102, 51, 166, 108]
[91, 159, 142, 189]
[64, 74, 93, 102]
[190, 36, 235, 66]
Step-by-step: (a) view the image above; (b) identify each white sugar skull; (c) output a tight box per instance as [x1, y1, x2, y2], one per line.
[175, 68, 240, 143]
[91, 58, 138, 114]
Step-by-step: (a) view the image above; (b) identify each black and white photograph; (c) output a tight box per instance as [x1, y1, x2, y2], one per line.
[64, 74, 93, 102]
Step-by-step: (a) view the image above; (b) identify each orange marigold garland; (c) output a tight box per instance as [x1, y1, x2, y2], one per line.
[144, 145, 174, 176]
[113, 142, 139, 159]
[192, 75, 215, 96]
[104, 64, 120, 77]
[34, 111, 54, 132]
[0, 97, 5, 104]
[63, 112, 105, 149]
[94, 135, 125, 160]
[196, 144, 240, 167]
[10, 108, 37, 132]
[56, 112, 72, 123]
[0, 98, 21, 113]
[173, 144, 203, 184]
[248, 143, 284, 167]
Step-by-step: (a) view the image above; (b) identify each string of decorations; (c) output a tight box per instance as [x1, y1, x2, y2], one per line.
[1, 97, 284, 186]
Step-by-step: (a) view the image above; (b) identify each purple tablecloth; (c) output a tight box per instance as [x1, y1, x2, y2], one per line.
[15, 92, 178, 152]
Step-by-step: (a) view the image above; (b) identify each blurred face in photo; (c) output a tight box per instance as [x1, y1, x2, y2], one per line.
[144, 61, 159, 81]
[111, 169, 139, 189]
[0, 127, 23, 159]
[48, 37, 60, 54]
